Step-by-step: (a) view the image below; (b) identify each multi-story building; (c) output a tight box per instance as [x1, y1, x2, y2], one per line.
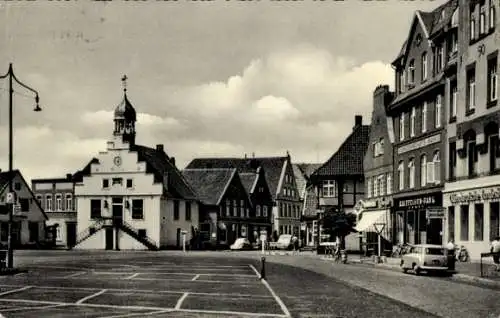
[443, 0, 498, 259]
[310, 115, 370, 249]
[356, 85, 395, 254]
[32, 174, 77, 248]
[71, 80, 199, 250]
[388, 2, 458, 246]
[0, 170, 47, 247]
[182, 168, 264, 248]
[185, 155, 301, 241]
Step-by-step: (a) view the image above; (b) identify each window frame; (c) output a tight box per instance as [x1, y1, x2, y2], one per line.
[131, 199, 144, 220]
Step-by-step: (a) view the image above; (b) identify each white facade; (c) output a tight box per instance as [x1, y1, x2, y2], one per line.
[74, 138, 199, 250]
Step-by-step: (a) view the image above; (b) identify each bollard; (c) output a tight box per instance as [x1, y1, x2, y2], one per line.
[260, 256, 266, 280]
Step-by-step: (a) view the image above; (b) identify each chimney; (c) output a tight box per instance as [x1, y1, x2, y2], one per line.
[66, 173, 72, 180]
[156, 144, 164, 152]
[354, 115, 362, 129]
[170, 157, 176, 167]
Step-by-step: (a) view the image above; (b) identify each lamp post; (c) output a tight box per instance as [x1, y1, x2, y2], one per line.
[373, 222, 385, 263]
[0, 63, 42, 269]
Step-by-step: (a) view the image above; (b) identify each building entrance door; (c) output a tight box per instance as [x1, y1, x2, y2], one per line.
[112, 197, 123, 226]
[66, 222, 77, 247]
[427, 218, 443, 245]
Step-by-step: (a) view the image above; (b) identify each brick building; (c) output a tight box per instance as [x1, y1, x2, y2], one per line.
[357, 85, 395, 254]
[388, 1, 458, 246]
[443, 0, 499, 259]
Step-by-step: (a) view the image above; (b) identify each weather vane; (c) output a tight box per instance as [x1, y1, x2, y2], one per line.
[121, 74, 128, 93]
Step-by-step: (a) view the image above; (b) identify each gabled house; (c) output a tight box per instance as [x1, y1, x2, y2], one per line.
[292, 163, 321, 247]
[185, 155, 302, 240]
[72, 82, 199, 251]
[181, 168, 254, 248]
[0, 170, 48, 247]
[310, 115, 371, 249]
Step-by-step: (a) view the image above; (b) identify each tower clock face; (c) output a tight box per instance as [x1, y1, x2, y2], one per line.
[113, 156, 122, 167]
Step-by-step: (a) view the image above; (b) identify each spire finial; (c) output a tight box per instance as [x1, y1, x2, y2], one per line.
[121, 74, 128, 93]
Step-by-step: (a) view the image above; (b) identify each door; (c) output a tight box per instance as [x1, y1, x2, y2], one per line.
[176, 228, 181, 249]
[427, 218, 443, 245]
[112, 200, 123, 225]
[105, 228, 114, 250]
[66, 223, 77, 247]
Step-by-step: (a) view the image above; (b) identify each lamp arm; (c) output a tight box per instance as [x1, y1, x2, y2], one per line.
[12, 72, 40, 100]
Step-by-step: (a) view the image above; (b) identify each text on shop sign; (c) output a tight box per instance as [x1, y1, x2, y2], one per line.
[450, 188, 500, 204]
[398, 196, 436, 208]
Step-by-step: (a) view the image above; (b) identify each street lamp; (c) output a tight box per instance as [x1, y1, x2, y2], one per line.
[0, 63, 42, 269]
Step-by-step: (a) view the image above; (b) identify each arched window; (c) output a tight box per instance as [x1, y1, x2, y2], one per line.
[398, 161, 405, 191]
[433, 151, 441, 184]
[410, 107, 416, 137]
[256, 205, 261, 217]
[422, 102, 428, 133]
[464, 129, 477, 177]
[408, 158, 415, 188]
[451, 8, 459, 27]
[386, 174, 392, 195]
[421, 155, 427, 187]
[490, 6, 496, 30]
[485, 122, 499, 173]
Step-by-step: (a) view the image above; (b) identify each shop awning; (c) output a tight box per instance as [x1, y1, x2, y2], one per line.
[355, 210, 388, 233]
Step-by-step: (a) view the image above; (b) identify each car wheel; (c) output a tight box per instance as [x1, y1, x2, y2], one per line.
[412, 264, 420, 276]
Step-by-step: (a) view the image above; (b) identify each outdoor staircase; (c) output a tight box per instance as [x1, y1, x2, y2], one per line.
[67, 219, 106, 250]
[118, 221, 159, 251]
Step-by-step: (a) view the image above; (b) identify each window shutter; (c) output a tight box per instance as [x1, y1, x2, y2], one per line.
[434, 161, 441, 184]
[427, 162, 434, 183]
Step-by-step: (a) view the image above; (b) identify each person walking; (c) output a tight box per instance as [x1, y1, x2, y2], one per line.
[446, 240, 456, 270]
[490, 237, 500, 271]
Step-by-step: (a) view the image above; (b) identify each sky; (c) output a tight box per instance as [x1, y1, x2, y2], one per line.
[0, 0, 447, 183]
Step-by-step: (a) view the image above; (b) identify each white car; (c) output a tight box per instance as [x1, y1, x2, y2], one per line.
[400, 244, 449, 275]
[230, 238, 252, 250]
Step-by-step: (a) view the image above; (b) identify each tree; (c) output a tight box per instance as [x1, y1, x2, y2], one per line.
[320, 207, 357, 249]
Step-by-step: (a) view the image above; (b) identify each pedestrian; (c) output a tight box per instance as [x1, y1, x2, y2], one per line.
[490, 237, 500, 271]
[446, 240, 455, 270]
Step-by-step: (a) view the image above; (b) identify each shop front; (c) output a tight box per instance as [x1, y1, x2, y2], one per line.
[393, 192, 444, 246]
[355, 198, 393, 254]
[443, 185, 500, 260]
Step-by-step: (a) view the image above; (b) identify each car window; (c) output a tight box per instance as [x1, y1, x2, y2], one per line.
[425, 248, 445, 255]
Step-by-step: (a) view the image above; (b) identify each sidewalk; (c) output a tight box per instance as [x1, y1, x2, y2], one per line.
[339, 254, 500, 287]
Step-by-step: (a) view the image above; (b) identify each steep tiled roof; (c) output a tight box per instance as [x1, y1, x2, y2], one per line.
[418, 10, 434, 34]
[181, 168, 236, 205]
[72, 158, 99, 182]
[185, 157, 287, 199]
[292, 164, 307, 200]
[239, 172, 257, 194]
[429, 0, 458, 36]
[132, 145, 197, 200]
[313, 125, 371, 177]
[302, 185, 318, 218]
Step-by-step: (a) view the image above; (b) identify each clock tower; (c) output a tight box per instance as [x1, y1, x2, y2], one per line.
[113, 75, 137, 148]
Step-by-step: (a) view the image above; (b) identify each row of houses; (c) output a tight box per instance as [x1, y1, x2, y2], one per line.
[27, 87, 323, 250]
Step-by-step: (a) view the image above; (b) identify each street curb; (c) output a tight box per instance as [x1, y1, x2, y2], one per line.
[348, 258, 500, 287]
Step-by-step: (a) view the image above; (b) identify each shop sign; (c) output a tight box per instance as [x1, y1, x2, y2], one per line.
[395, 193, 440, 209]
[450, 187, 500, 204]
[362, 200, 378, 209]
[426, 207, 445, 219]
[397, 134, 441, 155]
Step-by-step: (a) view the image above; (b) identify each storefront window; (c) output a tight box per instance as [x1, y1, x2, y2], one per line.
[474, 204, 484, 241]
[460, 205, 469, 241]
[490, 202, 500, 241]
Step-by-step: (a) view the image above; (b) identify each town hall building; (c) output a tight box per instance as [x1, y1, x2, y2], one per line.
[71, 77, 199, 250]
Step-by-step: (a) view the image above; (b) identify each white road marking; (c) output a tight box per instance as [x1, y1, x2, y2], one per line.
[75, 289, 107, 304]
[0, 283, 274, 298]
[174, 292, 189, 310]
[0, 298, 169, 311]
[125, 273, 140, 280]
[62, 271, 86, 279]
[0, 286, 32, 297]
[0, 304, 66, 312]
[100, 309, 175, 318]
[249, 264, 291, 318]
[92, 271, 255, 277]
[191, 274, 200, 281]
[175, 308, 289, 317]
[129, 277, 255, 284]
[32, 265, 86, 271]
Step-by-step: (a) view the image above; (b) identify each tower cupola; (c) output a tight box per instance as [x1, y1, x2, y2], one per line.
[113, 75, 136, 146]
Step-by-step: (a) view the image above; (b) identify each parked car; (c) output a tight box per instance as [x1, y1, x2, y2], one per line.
[229, 238, 252, 251]
[269, 234, 299, 250]
[400, 244, 449, 275]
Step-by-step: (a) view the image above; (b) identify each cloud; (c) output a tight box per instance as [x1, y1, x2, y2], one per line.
[0, 44, 393, 182]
